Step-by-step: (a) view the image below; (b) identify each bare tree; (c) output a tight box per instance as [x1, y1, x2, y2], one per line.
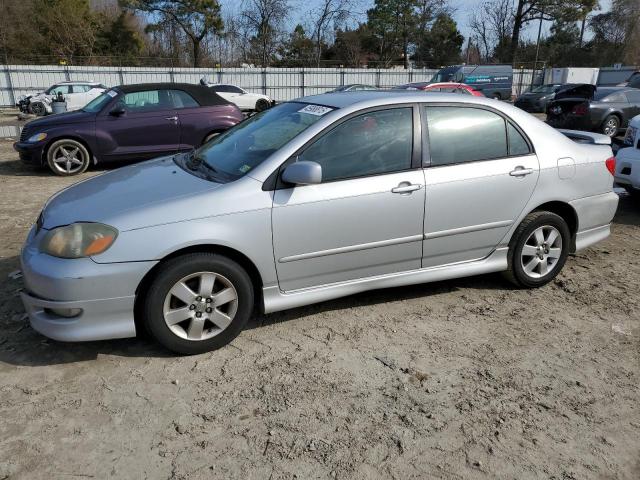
[240, 0, 289, 66]
[307, 0, 353, 67]
[468, 0, 514, 62]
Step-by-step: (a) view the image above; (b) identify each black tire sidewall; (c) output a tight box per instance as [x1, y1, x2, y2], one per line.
[510, 212, 570, 288]
[46, 139, 90, 176]
[255, 99, 268, 112]
[143, 254, 254, 355]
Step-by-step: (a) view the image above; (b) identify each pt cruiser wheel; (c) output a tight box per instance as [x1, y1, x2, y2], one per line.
[143, 253, 254, 354]
[46, 139, 91, 176]
[506, 211, 570, 288]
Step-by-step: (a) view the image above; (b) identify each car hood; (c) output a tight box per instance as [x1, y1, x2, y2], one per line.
[27, 110, 95, 129]
[41, 156, 228, 231]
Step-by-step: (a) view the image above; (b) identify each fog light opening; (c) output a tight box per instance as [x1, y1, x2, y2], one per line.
[44, 307, 82, 318]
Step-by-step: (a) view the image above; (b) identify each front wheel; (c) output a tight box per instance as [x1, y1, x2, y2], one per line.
[505, 211, 570, 288]
[30, 102, 47, 116]
[143, 253, 254, 355]
[46, 139, 91, 176]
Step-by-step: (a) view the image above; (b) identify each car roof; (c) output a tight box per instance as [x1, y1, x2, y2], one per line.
[55, 81, 102, 85]
[296, 90, 496, 109]
[114, 83, 231, 106]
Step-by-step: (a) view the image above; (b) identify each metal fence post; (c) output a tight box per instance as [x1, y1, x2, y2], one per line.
[3, 61, 16, 107]
[300, 69, 305, 97]
[262, 68, 267, 95]
[340, 68, 344, 87]
[375, 69, 381, 88]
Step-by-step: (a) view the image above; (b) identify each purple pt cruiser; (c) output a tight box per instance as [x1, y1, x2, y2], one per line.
[14, 83, 244, 176]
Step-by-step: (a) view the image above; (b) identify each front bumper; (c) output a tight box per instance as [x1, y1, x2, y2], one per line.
[614, 147, 640, 191]
[20, 226, 157, 342]
[13, 141, 45, 165]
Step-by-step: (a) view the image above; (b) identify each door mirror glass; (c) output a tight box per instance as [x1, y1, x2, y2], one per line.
[282, 161, 322, 185]
[109, 103, 126, 116]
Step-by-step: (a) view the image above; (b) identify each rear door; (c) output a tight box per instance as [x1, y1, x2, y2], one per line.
[421, 104, 539, 267]
[96, 88, 181, 162]
[624, 90, 640, 120]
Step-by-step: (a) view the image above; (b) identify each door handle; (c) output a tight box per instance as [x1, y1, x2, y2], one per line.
[391, 182, 422, 194]
[166, 116, 178, 122]
[509, 166, 534, 177]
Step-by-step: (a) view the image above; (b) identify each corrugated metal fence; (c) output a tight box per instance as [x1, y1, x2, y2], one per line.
[0, 64, 546, 107]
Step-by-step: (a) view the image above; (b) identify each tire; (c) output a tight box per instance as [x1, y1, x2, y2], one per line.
[46, 139, 91, 176]
[601, 114, 620, 137]
[203, 132, 220, 144]
[255, 98, 270, 112]
[30, 102, 46, 116]
[504, 211, 570, 288]
[143, 253, 254, 355]
[491, 93, 501, 100]
[624, 187, 640, 198]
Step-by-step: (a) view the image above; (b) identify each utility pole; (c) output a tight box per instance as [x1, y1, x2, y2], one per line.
[532, 8, 545, 88]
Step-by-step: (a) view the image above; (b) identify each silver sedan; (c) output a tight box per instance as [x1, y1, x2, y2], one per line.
[20, 91, 619, 354]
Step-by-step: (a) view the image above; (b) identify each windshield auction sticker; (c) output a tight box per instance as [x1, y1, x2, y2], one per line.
[298, 104, 333, 116]
[106, 90, 118, 97]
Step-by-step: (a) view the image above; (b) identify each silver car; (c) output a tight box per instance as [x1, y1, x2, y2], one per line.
[20, 91, 619, 354]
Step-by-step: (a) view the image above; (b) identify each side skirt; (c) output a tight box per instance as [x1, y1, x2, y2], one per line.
[262, 247, 509, 314]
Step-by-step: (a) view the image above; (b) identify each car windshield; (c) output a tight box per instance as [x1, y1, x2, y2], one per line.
[530, 85, 557, 93]
[83, 90, 116, 112]
[187, 102, 334, 180]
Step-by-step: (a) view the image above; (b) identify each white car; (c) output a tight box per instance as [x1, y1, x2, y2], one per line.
[614, 114, 640, 196]
[18, 81, 107, 116]
[204, 82, 273, 112]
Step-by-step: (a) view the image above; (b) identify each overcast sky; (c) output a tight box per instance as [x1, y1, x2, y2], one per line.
[220, 0, 613, 42]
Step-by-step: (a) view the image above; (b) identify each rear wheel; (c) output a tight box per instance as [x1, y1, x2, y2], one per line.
[491, 93, 501, 100]
[203, 132, 221, 144]
[505, 211, 570, 288]
[143, 253, 254, 355]
[46, 139, 90, 176]
[601, 115, 620, 137]
[255, 99, 270, 112]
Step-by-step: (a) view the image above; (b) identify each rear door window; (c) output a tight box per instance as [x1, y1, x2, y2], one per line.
[423, 106, 508, 166]
[123, 90, 172, 111]
[170, 90, 200, 109]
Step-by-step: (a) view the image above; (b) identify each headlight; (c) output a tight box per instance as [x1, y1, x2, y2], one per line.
[27, 132, 47, 143]
[40, 223, 118, 258]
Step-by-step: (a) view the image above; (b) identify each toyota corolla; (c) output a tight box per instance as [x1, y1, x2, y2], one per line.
[20, 91, 619, 354]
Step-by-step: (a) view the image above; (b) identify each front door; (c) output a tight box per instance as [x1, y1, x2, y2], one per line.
[272, 106, 426, 291]
[96, 89, 181, 162]
[421, 105, 539, 267]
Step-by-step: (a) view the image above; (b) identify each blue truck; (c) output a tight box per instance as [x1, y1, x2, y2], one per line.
[430, 65, 513, 100]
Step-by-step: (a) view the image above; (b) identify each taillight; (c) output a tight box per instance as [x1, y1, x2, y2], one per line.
[572, 103, 588, 116]
[605, 156, 616, 175]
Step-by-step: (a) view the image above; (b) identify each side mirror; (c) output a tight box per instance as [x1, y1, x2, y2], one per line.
[109, 103, 126, 116]
[282, 161, 322, 185]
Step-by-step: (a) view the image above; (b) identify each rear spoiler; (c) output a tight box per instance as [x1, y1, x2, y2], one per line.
[557, 129, 611, 145]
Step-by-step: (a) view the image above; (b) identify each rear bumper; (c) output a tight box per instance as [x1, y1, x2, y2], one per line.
[614, 147, 640, 190]
[13, 141, 44, 165]
[570, 191, 619, 252]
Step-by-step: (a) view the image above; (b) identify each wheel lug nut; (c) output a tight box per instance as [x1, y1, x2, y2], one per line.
[189, 304, 195, 310]
[196, 296, 202, 301]
[206, 307, 212, 313]
[195, 312, 202, 318]
[206, 298, 212, 303]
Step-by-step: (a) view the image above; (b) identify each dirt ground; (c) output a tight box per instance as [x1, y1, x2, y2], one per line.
[0, 129, 638, 479]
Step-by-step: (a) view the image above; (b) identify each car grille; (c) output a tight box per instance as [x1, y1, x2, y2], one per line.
[19, 127, 29, 142]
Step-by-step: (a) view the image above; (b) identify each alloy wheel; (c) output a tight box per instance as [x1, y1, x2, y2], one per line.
[50, 144, 87, 175]
[520, 225, 563, 279]
[603, 117, 619, 137]
[162, 271, 239, 341]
